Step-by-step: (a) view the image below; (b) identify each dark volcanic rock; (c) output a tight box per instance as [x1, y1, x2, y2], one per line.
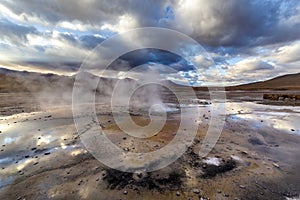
[185, 147, 202, 169]
[201, 159, 236, 178]
[248, 137, 265, 145]
[103, 168, 184, 191]
[263, 93, 300, 101]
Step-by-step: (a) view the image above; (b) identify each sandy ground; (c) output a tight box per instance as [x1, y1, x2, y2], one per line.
[0, 92, 300, 200]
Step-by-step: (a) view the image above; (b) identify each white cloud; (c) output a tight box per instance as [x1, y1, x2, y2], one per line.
[271, 42, 300, 63]
[100, 14, 138, 33]
[58, 20, 102, 32]
[233, 58, 274, 73]
[193, 55, 214, 68]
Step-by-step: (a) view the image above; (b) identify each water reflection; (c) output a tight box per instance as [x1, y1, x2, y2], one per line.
[0, 110, 80, 189]
[226, 101, 300, 134]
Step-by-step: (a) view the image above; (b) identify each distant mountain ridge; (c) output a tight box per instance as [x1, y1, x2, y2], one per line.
[0, 68, 73, 92]
[0, 68, 138, 93]
[226, 73, 300, 90]
[0, 68, 299, 92]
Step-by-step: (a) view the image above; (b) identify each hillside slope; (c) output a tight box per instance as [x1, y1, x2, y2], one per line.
[226, 73, 300, 90]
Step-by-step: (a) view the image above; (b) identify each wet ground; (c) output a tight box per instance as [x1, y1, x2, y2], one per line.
[0, 92, 299, 200]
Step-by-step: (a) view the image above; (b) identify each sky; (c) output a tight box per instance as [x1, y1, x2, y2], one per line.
[0, 0, 300, 86]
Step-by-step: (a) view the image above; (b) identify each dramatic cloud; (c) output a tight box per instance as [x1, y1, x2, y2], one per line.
[0, 19, 37, 45]
[0, 0, 299, 84]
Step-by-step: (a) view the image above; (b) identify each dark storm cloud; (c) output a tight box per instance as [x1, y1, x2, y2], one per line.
[107, 49, 196, 73]
[163, 0, 300, 47]
[2, 0, 299, 48]
[0, 0, 166, 27]
[118, 49, 182, 67]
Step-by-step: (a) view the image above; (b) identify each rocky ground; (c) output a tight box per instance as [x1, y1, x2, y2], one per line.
[0, 92, 299, 200]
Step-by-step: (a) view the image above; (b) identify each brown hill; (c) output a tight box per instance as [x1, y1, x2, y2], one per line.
[226, 73, 300, 90]
[0, 68, 74, 92]
[0, 68, 138, 93]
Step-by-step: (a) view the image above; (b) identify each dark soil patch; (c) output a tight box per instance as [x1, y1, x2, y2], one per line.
[201, 159, 236, 178]
[103, 168, 184, 192]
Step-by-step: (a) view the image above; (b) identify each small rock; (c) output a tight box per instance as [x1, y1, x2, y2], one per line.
[78, 179, 83, 185]
[136, 172, 143, 178]
[239, 185, 246, 189]
[193, 189, 200, 194]
[224, 193, 229, 197]
[102, 171, 107, 177]
[176, 191, 180, 196]
[226, 146, 232, 150]
[273, 163, 280, 168]
[194, 139, 200, 144]
[123, 190, 128, 195]
[217, 189, 222, 193]
[44, 152, 51, 155]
